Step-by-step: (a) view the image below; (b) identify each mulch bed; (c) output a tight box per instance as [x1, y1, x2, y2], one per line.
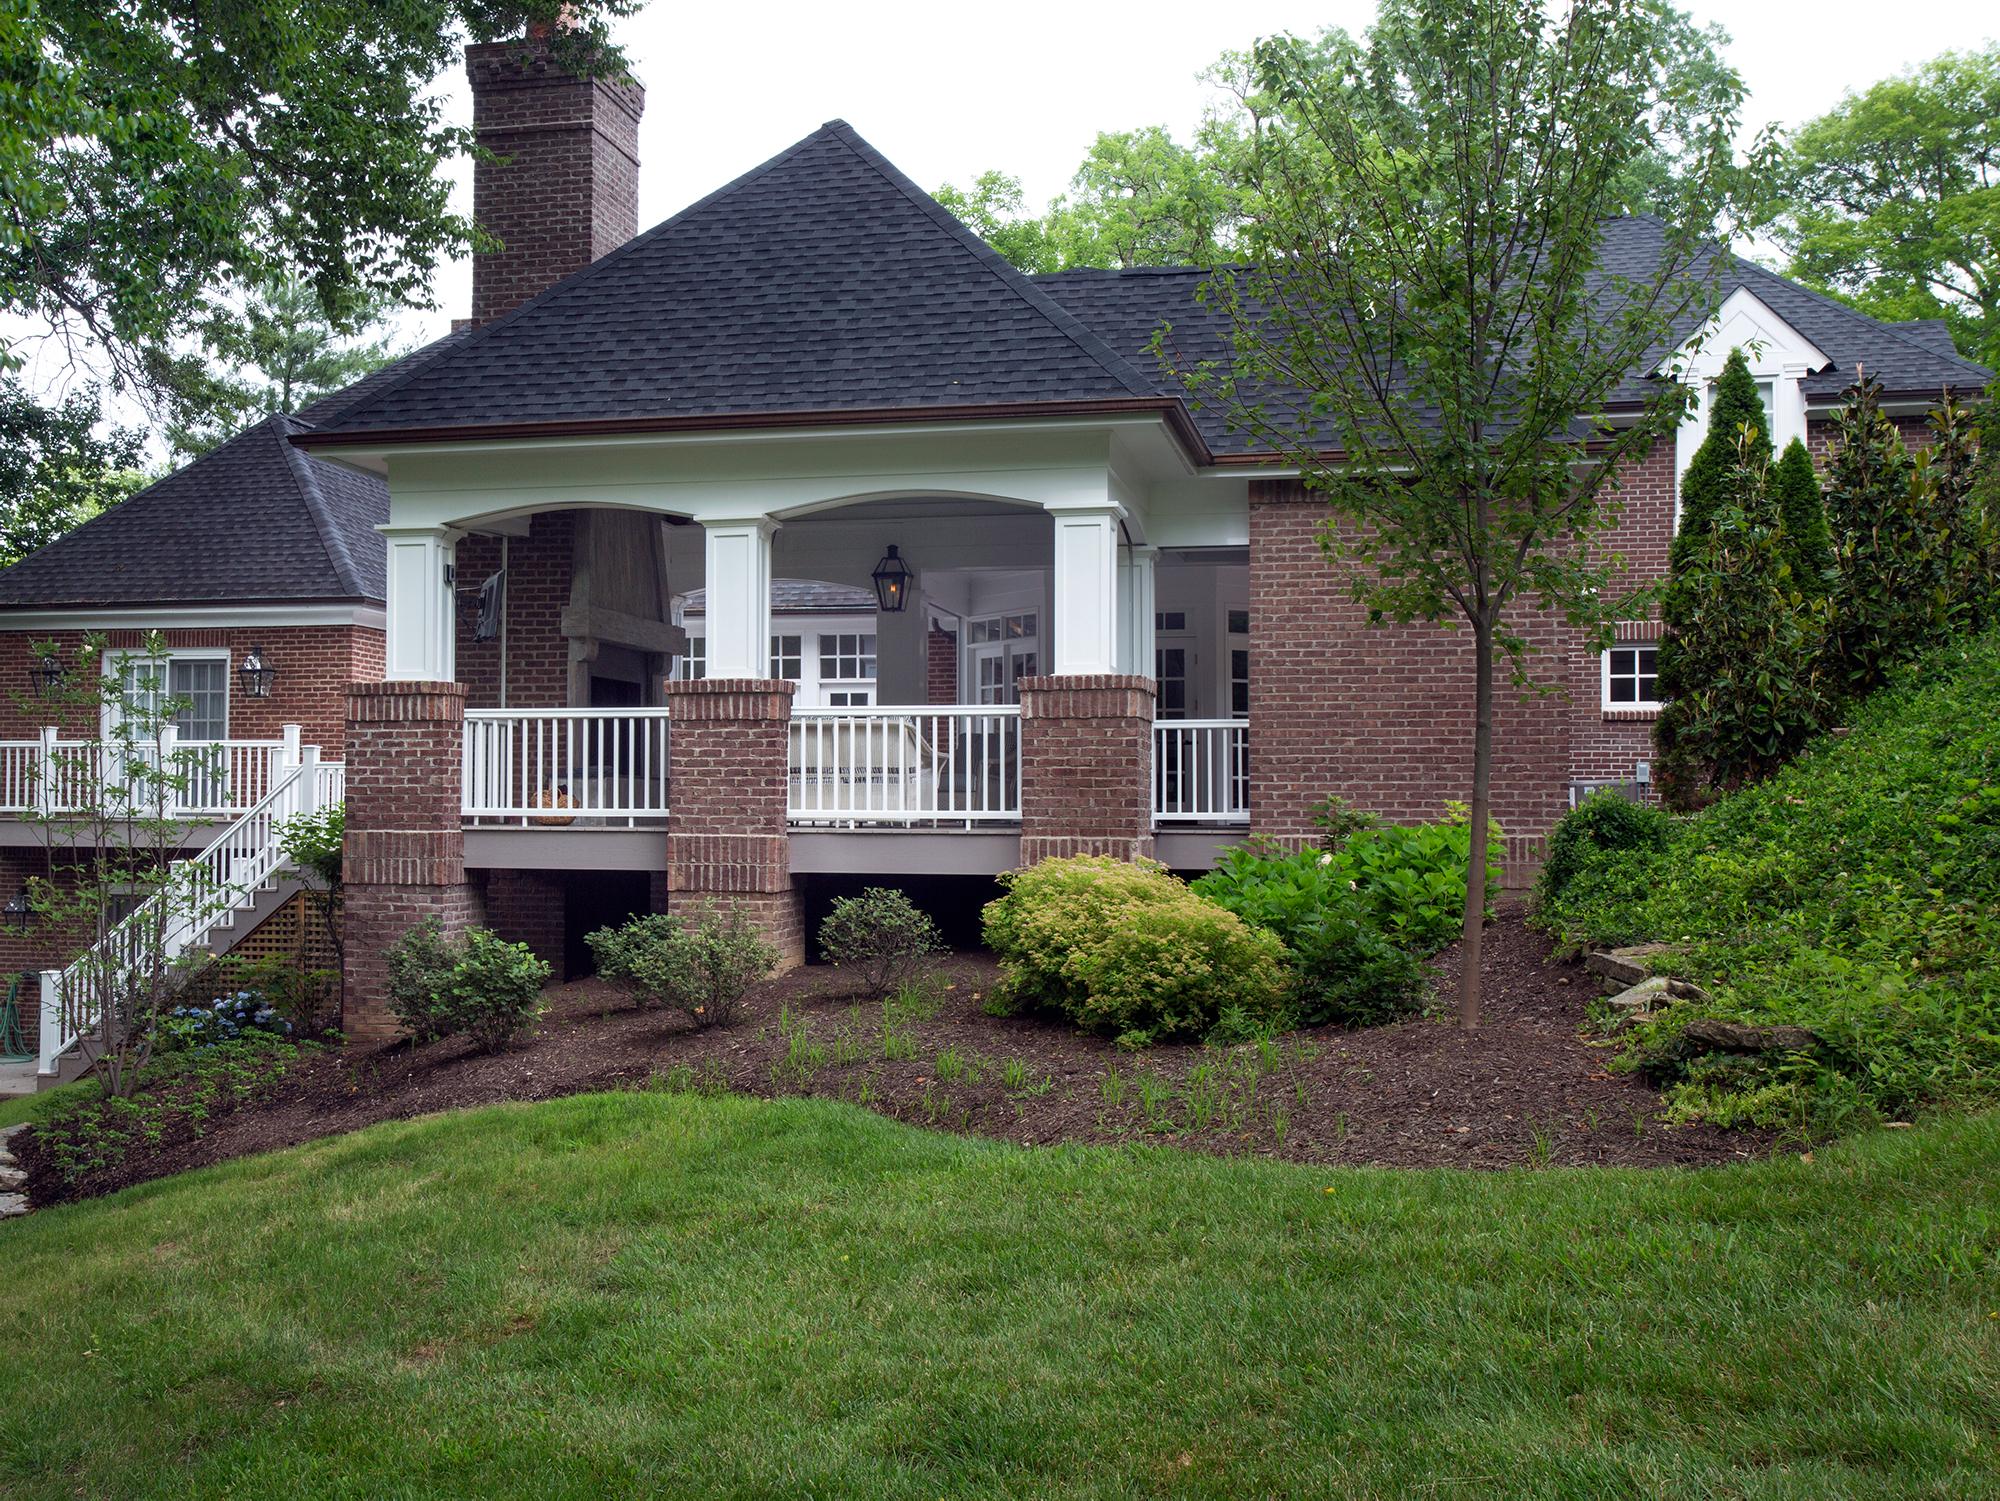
[19, 917, 1767, 1206]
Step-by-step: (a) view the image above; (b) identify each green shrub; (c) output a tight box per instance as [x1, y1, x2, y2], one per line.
[1193, 843, 1425, 1027]
[818, 887, 942, 998]
[441, 929, 549, 1053]
[586, 904, 776, 1028]
[1342, 804, 1503, 954]
[1536, 627, 2000, 1135]
[586, 913, 680, 1011]
[1536, 791, 1677, 908]
[386, 921, 549, 1051]
[1823, 375, 1954, 700]
[386, 917, 459, 1042]
[1656, 445, 1833, 804]
[982, 856, 1289, 1046]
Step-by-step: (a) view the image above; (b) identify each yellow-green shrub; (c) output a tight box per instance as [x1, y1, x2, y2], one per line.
[982, 856, 1291, 1046]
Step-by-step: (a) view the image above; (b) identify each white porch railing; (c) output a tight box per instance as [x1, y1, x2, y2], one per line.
[0, 732, 291, 818]
[462, 708, 671, 825]
[789, 706, 1021, 827]
[37, 751, 324, 1076]
[1154, 719, 1250, 824]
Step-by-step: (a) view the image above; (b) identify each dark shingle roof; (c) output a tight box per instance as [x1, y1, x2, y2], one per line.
[0, 331, 473, 612]
[311, 121, 1155, 437]
[1035, 224, 1991, 453]
[1885, 319, 1961, 358]
[0, 414, 382, 610]
[683, 579, 875, 615]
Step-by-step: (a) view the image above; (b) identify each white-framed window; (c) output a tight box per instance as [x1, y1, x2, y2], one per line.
[109, 650, 230, 740]
[818, 632, 876, 706]
[966, 613, 1038, 705]
[770, 634, 801, 681]
[678, 637, 706, 680]
[1602, 643, 1660, 711]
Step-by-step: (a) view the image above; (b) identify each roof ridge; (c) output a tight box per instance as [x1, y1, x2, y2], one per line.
[326, 130, 843, 430]
[271, 412, 367, 599]
[819, 122, 1159, 399]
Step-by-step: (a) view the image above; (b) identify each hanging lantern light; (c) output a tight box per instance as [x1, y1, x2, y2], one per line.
[27, 656, 63, 700]
[871, 545, 912, 613]
[238, 645, 276, 699]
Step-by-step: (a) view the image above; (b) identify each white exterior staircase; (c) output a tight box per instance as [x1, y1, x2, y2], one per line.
[36, 742, 340, 1084]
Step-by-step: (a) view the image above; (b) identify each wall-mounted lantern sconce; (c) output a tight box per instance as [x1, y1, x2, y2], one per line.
[27, 657, 63, 701]
[871, 545, 912, 613]
[238, 645, 277, 699]
[3, 890, 31, 934]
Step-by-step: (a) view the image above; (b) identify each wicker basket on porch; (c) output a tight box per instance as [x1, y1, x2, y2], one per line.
[530, 787, 576, 827]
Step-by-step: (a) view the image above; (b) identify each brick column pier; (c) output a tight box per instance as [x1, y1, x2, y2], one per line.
[342, 681, 483, 1042]
[1017, 674, 1157, 864]
[662, 677, 803, 966]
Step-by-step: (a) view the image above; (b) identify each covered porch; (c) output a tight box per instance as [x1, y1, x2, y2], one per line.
[417, 490, 1251, 838]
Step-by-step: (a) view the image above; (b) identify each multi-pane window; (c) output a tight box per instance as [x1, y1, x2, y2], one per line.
[1231, 648, 1249, 718]
[119, 654, 228, 740]
[770, 634, 801, 680]
[680, 637, 706, 680]
[819, 632, 876, 706]
[1603, 644, 1660, 709]
[1154, 610, 1187, 632]
[966, 613, 1036, 645]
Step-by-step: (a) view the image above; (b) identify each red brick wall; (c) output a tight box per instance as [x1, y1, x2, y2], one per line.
[482, 869, 567, 982]
[1248, 484, 1573, 875]
[341, 681, 480, 1040]
[1018, 674, 1155, 864]
[661, 677, 803, 965]
[466, 38, 644, 326]
[456, 512, 575, 709]
[926, 625, 958, 705]
[0, 624, 382, 754]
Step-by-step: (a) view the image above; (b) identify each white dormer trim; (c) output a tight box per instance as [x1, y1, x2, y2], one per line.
[1665, 287, 1830, 523]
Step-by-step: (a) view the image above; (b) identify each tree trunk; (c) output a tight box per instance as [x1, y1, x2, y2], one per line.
[1458, 612, 1496, 1029]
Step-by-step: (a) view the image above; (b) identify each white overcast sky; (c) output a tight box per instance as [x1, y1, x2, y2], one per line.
[403, 0, 1997, 341]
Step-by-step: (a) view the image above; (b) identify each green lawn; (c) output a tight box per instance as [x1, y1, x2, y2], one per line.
[1, 1094, 1995, 1499]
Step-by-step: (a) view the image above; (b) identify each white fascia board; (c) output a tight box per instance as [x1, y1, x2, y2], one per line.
[0, 602, 385, 633]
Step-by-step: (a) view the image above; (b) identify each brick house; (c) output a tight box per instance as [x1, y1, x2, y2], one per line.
[0, 37, 1986, 1073]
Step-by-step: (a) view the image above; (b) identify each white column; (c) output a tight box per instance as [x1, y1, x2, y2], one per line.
[1051, 507, 1120, 676]
[702, 519, 776, 679]
[382, 526, 462, 681]
[1116, 544, 1158, 679]
[1773, 363, 1812, 453]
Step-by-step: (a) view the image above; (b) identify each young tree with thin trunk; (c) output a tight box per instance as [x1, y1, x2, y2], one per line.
[1180, 0, 1751, 1026]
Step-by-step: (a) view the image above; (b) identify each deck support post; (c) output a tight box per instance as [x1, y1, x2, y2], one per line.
[661, 677, 803, 967]
[1017, 674, 1157, 865]
[340, 681, 479, 1042]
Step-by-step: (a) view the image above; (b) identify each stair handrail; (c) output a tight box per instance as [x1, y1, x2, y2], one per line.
[37, 755, 317, 1076]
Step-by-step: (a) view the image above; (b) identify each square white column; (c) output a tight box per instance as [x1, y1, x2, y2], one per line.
[1051, 507, 1120, 676]
[703, 519, 777, 679]
[382, 526, 462, 681]
[1116, 544, 1158, 679]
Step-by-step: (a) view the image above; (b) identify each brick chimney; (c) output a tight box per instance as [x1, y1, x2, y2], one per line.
[465, 35, 644, 325]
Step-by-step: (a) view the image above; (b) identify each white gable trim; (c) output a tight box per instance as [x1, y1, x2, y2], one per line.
[1667, 287, 1830, 516]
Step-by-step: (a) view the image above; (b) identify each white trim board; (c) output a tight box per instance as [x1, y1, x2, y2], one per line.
[0, 603, 386, 632]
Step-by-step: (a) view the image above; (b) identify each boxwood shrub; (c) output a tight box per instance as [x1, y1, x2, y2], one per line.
[982, 856, 1290, 1047]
